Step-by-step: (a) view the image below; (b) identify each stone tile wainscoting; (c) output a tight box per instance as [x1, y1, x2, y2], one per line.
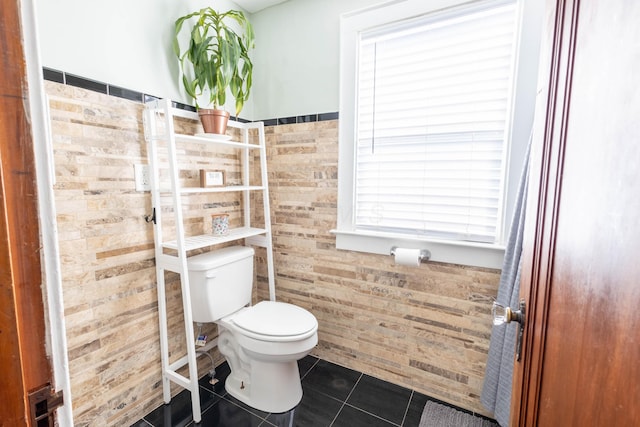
[45, 75, 500, 425]
[256, 120, 501, 415]
[46, 81, 225, 426]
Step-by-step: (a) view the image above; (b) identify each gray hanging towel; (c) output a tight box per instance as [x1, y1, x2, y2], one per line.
[480, 139, 531, 427]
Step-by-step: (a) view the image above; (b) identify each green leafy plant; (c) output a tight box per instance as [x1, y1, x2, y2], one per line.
[173, 7, 255, 115]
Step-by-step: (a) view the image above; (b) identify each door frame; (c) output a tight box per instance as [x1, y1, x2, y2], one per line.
[22, 0, 74, 423]
[0, 0, 52, 421]
[0, 0, 73, 424]
[510, 0, 580, 424]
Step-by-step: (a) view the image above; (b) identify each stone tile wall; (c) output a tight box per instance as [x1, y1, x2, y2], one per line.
[257, 122, 501, 415]
[46, 81, 500, 425]
[46, 82, 224, 426]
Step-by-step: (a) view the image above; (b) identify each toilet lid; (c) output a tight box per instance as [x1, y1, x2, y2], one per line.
[232, 301, 317, 337]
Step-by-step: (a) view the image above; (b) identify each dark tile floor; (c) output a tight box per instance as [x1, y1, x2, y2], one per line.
[131, 356, 495, 427]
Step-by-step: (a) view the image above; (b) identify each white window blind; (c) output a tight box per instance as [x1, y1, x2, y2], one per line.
[354, 0, 517, 244]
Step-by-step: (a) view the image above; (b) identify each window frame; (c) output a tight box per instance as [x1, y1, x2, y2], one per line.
[333, 0, 543, 269]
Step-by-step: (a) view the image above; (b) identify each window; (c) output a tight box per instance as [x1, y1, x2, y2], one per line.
[335, 0, 542, 268]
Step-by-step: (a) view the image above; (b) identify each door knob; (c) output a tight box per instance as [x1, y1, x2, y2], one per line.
[492, 299, 526, 361]
[492, 300, 525, 326]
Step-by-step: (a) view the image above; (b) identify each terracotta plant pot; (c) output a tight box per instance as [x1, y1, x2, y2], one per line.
[198, 109, 230, 135]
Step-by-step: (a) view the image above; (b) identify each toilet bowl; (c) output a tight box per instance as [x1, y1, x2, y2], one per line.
[187, 246, 318, 413]
[217, 301, 318, 412]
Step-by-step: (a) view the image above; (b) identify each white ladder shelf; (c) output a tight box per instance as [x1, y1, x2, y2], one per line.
[143, 99, 275, 423]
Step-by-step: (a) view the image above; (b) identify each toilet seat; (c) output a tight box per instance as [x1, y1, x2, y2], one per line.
[231, 301, 318, 342]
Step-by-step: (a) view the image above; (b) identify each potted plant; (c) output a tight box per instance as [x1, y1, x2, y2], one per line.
[173, 7, 255, 134]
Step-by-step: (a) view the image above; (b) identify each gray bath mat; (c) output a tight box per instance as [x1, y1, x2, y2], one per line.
[419, 401, 498, 427]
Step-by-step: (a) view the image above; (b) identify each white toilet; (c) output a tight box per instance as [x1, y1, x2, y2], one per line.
[187, 245, 318, 413]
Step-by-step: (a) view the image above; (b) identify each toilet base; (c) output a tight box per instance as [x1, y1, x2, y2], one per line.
[225, 359, 303, 413]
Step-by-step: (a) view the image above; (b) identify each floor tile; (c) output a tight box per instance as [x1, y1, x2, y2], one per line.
[301, 359, 361, 401]
[403, 392, 429, 427]
[267, 384, 343, 427]
[197, 396, 266, 426]
[264, 409, 296, 427]
[142, 386, 219, 427]
[298, 355, 319, 379]
[332, 405, 396, 427]
[142, 391, 191, 427]
[346, 374, 412, 425]
[131, 357, 499, 427]
[221, 393, 272, 420]
[200, 361, 231, 395]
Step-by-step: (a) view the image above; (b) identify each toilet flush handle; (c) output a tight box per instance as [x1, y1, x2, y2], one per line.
[205, 272, 216, 279]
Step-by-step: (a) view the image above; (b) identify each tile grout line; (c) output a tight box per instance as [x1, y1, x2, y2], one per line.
[220, 392, 273, 424]
[399, 390, 414, 426]
[300, 357, 320, 381]
[340, 401, 404, 426]
[328, 372, 363, 427]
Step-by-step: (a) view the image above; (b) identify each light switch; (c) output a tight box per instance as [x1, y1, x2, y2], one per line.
[134, 164, 151, 191]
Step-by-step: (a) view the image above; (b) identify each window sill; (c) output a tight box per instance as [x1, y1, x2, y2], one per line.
[330, 229, 505, 270]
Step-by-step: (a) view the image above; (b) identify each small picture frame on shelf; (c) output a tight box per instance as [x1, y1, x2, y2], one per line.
[200, 170, 225, 187]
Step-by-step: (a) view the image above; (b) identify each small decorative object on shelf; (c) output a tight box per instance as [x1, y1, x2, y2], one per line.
[200, 170, 225, 187]
[212, 214, 229, 235]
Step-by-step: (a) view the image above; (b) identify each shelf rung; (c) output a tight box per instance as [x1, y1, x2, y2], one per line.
[156, 185, 264, 194]
[245, 234, 268, 247]
[157, 254, 182, 273]
[164, 370, 192, 390]
[175, 133, 263, 149]
[169, 338, 219, 372]
[161, 227, 267, 252]
[177, 185, 265, 194]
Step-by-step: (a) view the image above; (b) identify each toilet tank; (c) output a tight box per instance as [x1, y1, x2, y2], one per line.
[186, 246, 255, 323]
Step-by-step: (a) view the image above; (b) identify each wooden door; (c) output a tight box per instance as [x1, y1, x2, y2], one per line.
[512, 0, 640, 425]
[0, 0, 55, 425]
